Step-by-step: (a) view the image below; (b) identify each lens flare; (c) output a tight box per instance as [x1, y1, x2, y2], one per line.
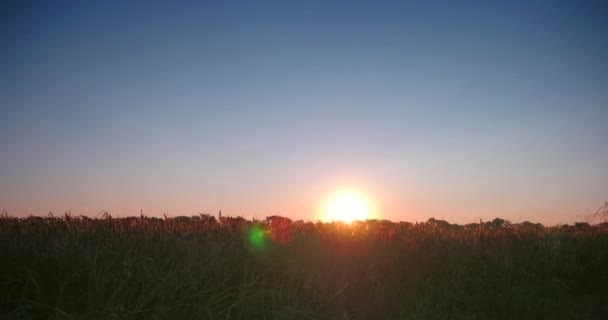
[249, 225, 266, 249]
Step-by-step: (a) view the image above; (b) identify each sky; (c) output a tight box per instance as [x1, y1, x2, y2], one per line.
[1, 1, 607, 225]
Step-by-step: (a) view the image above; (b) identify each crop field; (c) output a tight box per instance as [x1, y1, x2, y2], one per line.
[1, 213, 607, 319]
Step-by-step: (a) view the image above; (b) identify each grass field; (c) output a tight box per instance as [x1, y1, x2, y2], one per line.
[1, 213, 607, 319]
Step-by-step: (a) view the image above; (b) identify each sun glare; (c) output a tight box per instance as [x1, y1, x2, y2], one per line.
[323, 190, 373, 223]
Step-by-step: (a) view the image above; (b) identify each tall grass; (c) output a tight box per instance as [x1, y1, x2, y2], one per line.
[1, 213, 607, 319]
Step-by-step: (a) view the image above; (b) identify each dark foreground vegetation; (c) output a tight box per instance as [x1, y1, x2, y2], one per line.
[1, 212, 607, 320]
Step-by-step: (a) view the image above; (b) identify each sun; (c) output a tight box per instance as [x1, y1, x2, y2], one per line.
[323, 190, 373, 223]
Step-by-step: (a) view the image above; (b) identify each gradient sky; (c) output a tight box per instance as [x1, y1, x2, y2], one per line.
[1, 1, 607, 225]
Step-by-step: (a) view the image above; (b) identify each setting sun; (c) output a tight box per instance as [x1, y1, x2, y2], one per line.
[323, 190, 373, 223]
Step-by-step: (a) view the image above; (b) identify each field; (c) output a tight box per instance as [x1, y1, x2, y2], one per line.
[1, 213, 607, 319]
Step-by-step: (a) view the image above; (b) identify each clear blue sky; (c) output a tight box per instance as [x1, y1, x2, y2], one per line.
[1, 1, 607, 224]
